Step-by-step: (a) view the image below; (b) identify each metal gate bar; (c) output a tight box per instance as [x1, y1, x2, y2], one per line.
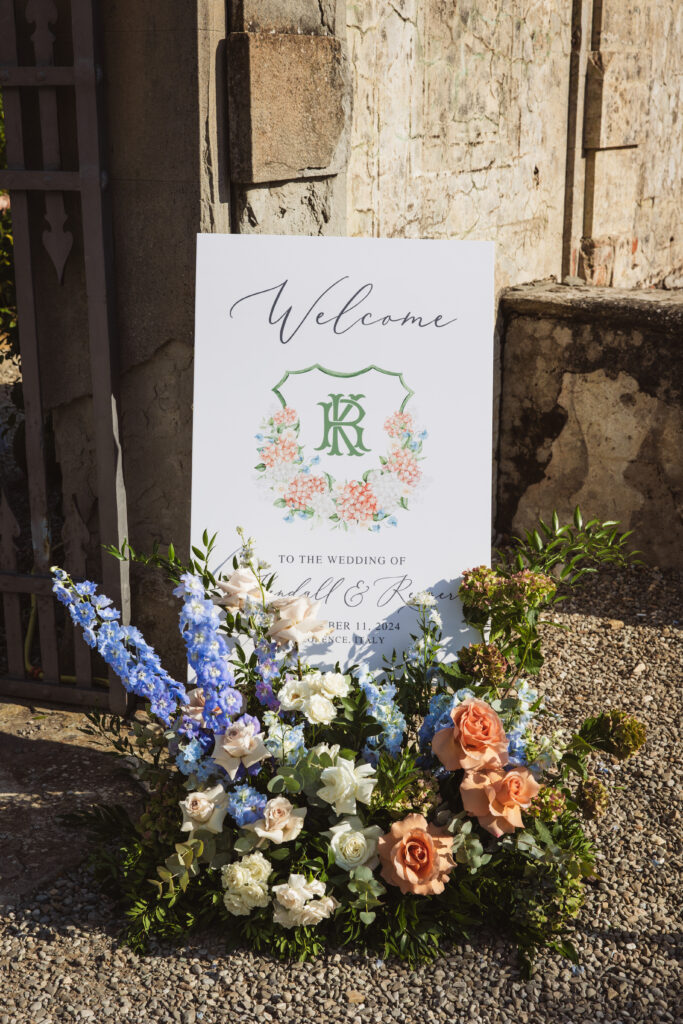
[0, 0, 130, 712]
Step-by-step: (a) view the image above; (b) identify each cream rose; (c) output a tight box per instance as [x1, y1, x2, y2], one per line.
[212, 718, 269, 780]
[317, 757, 377, 816]
[180, 784, 229, 835]
[303, 693, 337, 726]
[327, 816, 382, 871]
[283, 896, 339, 928]
[216, 568, 269, 612]
[244, 797, 307, 845]
[183, 687, 206, 724]
[268, 595, 333, 646]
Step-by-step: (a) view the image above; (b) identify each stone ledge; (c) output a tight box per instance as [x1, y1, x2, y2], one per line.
[500, 281, 683, 333]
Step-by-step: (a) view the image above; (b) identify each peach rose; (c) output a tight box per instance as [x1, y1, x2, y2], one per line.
[377, 813, 455, 896]
[460, 766, 541, 837]
[432, 698, 509, 771]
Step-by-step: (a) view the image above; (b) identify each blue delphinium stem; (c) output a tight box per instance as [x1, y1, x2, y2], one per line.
[51, 568, 187, 725]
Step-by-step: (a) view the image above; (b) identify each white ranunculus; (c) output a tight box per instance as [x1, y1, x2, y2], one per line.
[327, 816, 382, 871]
[277, 677, 312, 711]
[244, 797, 307, 845]
[212, 719, 270, 779]
[216, 568, 269, 612]
[271, 873, 311, 911]
[241, 850, 273, 884]
[223, 890, 253, 916]
[268, 595, 333, 647]
[291, 896, 339, 927]
[271, 873, 338, 929]
[273, 895, 339, 929]
[180, 784, 229, 835]
[317, 757, 377, 816]
[303, 693, 337, 726]
[221, 851, 273, 918]
[317, 672, 350, 700]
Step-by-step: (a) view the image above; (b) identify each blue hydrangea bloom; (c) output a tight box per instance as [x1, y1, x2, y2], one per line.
[360, 678, 406, 764]
[227, 784, 267, 827]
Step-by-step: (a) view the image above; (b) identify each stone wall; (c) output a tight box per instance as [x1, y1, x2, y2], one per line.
[346, 0, 683, 290]
[497, 283, 683, 568]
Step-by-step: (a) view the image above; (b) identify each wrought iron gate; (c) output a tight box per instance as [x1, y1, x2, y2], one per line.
[0, 0, 129, 712]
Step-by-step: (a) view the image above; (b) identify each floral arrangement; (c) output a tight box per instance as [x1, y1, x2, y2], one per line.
[255, 406, 426, 531]
[54, 512, 645, 969]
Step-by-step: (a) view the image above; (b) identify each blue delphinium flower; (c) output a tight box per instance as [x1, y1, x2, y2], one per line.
[226, 784, 267, 826]
[51, 569, 187, 726]
[360, 678, 406, 765]
[176, 574, 243, 733]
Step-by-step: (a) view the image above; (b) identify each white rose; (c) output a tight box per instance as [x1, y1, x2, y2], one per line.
[327, 816, 382, 871]
[180, 784, 229, 834]
[318, 673, 350, 700]
[278, 678, 312, 711]
[217, 568, 269, 612]
[212, 719, 269, 779]
[268, 595, 333, 647]
[272, 873, 310, 911]
[317, 757, 377, 816]
[244, 797, 307, 845]
[303, 693, 337, 726]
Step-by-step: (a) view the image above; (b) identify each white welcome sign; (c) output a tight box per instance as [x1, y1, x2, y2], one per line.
[192, 235, 494, 666]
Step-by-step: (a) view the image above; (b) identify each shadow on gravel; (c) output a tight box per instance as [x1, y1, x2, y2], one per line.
[0, 729, 141, 908]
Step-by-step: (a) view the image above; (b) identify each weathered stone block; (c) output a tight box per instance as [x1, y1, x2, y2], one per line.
[497, 283, 683, 569]
[227, 32, 348, 184]
[583, 51, 648, 149]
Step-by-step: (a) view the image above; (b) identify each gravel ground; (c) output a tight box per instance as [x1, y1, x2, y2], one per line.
[0, 564, 681, 1024]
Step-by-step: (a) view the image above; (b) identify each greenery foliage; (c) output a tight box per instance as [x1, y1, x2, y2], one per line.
[61, 509, 644, 972]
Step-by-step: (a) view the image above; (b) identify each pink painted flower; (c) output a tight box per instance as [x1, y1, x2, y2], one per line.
[272, 406, 298, 428]
[384, 411, 414, 438]
[261, 436, 299, 468]
[335, 481, 378, 526]
[386, 446, 421, 486]
[285, 475, 327, 511]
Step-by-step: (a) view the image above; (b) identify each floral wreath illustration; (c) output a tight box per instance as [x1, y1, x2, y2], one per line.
[254, 366, 427, 532]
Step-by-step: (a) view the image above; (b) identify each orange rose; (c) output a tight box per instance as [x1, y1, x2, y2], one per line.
[432, 698, 509, 771]
[460, 766, 540, 837]
[377, 813, 455, 895]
